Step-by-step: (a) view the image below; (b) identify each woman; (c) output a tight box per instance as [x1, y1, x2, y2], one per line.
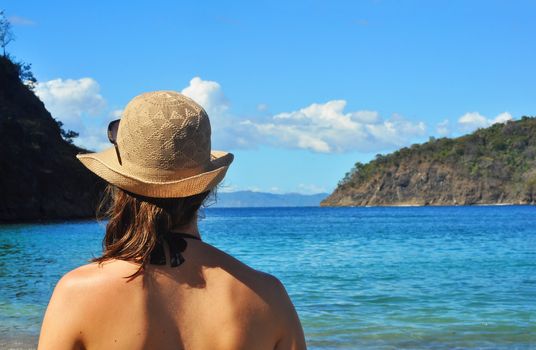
[38, 91, 306, 350]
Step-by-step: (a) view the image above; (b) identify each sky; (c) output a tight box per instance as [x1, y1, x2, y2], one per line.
[3, 0, 536, 194]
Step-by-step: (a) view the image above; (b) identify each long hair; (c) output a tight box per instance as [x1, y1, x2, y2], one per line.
[93, 184, 210, 277]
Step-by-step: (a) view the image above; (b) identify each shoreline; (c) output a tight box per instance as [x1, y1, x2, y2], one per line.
[1, 203, 535, 225]
[322, 202, 535, 208]
[0, 334, 38, 350]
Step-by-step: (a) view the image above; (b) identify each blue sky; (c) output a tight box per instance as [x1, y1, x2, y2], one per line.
[4, 0, 536, 194]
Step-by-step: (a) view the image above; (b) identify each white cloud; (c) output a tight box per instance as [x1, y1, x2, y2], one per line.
[8, 15, 35, 26]
[181, 77, 257, 150]
[35, 75, 428, 154]
[257, 103, 269, 112]
[493, 112, 513, 124]
[458, 112, 488, 130]
[351, 110, 380, 123]
[75, 125, 110, 151]
[35, 78, 106, 129]
[241, 119, 332, 152]
[243, 101, 426, 153]
[35, 78, 109, 151]
[436, 119, 450, 136]
[458, 111, 512, 132]
[181, 77, 228, 116]
[181, 77, 427, 153]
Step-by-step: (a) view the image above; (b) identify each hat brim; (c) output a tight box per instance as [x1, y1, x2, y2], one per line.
[76, 147, 233, 198]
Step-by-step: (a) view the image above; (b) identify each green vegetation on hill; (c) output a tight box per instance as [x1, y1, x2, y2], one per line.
[323, 117, 536, 206]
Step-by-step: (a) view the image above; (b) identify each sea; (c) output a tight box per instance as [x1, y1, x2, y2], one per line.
[0, 206, 535, 349]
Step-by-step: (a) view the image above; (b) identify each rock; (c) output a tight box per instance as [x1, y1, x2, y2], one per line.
[322, 117, 536, 207]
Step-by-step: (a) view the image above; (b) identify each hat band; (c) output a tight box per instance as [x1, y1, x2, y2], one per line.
[114, 160, 211, 182]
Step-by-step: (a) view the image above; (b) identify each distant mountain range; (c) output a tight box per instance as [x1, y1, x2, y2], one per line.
[212, 191, 328, 207]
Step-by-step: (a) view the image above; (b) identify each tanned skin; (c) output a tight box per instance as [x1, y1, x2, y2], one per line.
[38, 215, 307, 350]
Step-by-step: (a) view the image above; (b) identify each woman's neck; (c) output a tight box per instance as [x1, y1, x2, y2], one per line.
[169, 217, 201, 239]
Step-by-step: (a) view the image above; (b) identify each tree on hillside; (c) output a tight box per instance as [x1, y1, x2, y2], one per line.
[0, 10, 15, 56]
[14, 61, 37, 90]
[55, 120, 79, 144]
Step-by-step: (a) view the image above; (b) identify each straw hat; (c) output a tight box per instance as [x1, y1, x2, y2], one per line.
[76, 91, 233, 198]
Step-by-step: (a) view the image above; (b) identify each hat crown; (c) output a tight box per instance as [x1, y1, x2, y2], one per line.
[117, 91, 211, 172]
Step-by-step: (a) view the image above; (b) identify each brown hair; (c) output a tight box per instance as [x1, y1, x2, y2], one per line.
[93, 184, 210, 277]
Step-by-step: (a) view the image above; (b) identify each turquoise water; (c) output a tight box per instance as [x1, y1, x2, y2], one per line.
[1, 206, 535, 349]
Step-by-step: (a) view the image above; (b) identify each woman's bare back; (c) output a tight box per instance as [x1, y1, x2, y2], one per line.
[38, 239, 306, 350]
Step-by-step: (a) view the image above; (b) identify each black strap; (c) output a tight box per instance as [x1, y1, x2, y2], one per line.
[149, 232, 201, 267]
[170, 232, 201, 241]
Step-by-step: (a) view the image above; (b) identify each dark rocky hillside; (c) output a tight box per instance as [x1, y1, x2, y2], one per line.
[0, 56, 104, 222]
[322, 117, 536, 206]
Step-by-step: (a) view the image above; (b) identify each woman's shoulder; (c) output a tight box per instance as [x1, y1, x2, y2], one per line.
[197, 242, 289, 306]
[196, 243, 301, 340]
[54, 260, 141, 299]
[54, 263, 101, 293]
[59, 260, 131, 282]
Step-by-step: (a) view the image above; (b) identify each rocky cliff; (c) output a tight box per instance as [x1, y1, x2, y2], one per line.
[0, 56, 104, 222]
[322, 117, 536, 206]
